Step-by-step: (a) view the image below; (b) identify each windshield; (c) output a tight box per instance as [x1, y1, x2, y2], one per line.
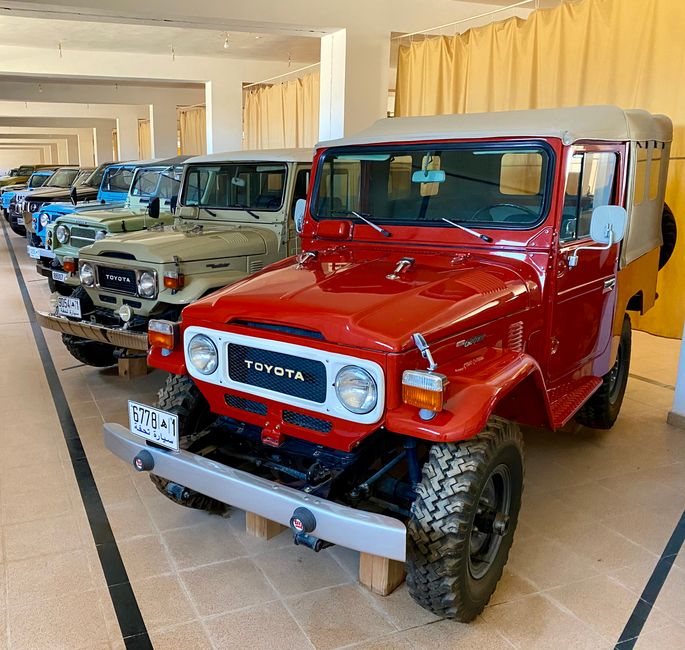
[17, 166, 34, 176]
[73, 169, 92, 186]
[28, 173, 50, 188]
[84, 166, 105, 188]
[312, 143, 552, 229]
[182, 163, 287, 211]
[46, 168, 79, 188]
[101, 166, 134, 193]
[130, 166, 183, 200]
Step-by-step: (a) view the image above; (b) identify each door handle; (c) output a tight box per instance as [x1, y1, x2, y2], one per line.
[603, 278, 616, 292]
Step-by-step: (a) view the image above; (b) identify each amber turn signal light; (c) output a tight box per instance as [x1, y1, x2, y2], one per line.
[148, 319, 178, 351]
[63, 257, 76, 274]
[402, 370, 448, 412]
[163, 272, 185, 290]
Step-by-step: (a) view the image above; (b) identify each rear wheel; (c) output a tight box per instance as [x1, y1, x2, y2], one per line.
[149, 374, 226, 514]
[576, 314, 631, 429]
[659, 203, 677, 270]
[406, 417, 524, 621]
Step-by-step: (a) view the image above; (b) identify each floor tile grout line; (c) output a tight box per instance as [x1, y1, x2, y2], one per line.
[1, 222, 153, 650]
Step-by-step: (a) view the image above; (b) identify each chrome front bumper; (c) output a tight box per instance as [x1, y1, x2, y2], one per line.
[35, 311, 148, 351]
[104, 422, 408, 561]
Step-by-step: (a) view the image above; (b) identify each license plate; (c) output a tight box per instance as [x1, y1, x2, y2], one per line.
[57, 296, 81, 318]
[52, 270, 68, 282]
[128, 401, 179, 451]
[16, 216, 23, 225]
[27, 246, 41, 259]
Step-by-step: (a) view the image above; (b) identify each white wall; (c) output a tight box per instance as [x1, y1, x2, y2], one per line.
[0, 149, 42, 170]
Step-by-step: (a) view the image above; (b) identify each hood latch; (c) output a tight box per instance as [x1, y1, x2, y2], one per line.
[386, 257, 415, 280]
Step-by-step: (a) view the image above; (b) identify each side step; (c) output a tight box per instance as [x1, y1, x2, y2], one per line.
[548, 376, 602, 429]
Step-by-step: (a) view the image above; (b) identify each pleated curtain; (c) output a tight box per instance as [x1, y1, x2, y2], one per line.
[395, 0, 685, 338]
[179, 106, 207, 156]
[137, 119, 152, 159]
[243, 71, 320, 150]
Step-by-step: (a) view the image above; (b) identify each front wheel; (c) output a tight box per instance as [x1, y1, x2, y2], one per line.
[406, 417, 524, 621]
[9, 221, 25, 237]
[48, 277, 74, 296]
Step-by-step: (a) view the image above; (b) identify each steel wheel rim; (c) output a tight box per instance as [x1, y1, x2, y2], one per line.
[468, 463, 512, 580]
[608, 338, 627, 403]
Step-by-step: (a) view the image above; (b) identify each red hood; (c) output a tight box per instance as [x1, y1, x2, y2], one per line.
[185, 247, 533, 352]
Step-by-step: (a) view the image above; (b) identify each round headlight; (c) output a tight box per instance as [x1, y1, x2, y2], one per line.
[188, 334, 218, 375]
[79, 262, 95, 287]
[39, 212, 49, 227]
[137, 271, 156, 298]
[55, 224, 69, 244]
[94, 230, 106, 241]
[334, 366, 377, 414]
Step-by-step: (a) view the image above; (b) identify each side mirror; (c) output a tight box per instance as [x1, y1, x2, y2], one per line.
[294, 198, 306, 234]
[170, 196, 178, 215]
[569, 205, 627, 268]
[148, 196, 160, 219]
[69, 187, 78, 206]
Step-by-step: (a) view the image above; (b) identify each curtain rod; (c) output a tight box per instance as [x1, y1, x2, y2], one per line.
[244, 62, 320, 89]
[392, 0, 536, 40]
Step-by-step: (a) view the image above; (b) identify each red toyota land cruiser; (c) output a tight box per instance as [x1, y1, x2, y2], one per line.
[105, 105, 674, 621]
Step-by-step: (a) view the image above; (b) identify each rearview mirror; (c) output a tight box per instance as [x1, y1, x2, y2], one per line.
[589, 205, 627, 244]
[148, 196, 160, 219]
[411, 169, 446, 184]
[294, 198, 306, 234]
[69, 187, 78, 206]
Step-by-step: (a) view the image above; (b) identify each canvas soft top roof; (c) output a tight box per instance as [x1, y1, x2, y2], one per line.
[187, 148, 313, 165]
[319, 106, 673, 149]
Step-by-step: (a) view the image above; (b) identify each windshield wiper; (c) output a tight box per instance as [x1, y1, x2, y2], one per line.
[201, 207, 218, 217]
[232, 204, 260, 220]
[331, 209, 391, 237]
[441, 218, 493, 243]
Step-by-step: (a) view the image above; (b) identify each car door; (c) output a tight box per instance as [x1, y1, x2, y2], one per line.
[548, 146, 623, 383]
[287, 166, 310, 256]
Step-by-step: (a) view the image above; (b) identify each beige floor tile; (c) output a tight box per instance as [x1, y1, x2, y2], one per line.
[384, 618, 516, 650]
[632, 623, 685, 650]
[488, 566, 539, 607]
[253, 545, 352, 598]
[149, 621, 214, 650]
[8, 589, 109, 649]
[603, 505, 680, 556]
[0, 460, 70, 500]
[162, 518, 248, 570]
[1, 482, 74, 525]
[6, 548, 96, 605]
[483, 593, 608, 649]
[286, 584, 395, 650]
[3, 512, 84, 561]
[95, 474, 141, 506]
[131, 574, 197, 631]
[599, 470, 685, 520]
[180, 557, 278, 616]
[118, 534, 174, 580]
[141, 492, 216, 532]
[105, 498, 156, 540]
[366, 583, 441, 631]
[205, 601, 312, 650]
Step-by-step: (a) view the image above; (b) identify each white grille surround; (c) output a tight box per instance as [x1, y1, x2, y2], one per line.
[183, 327, 386, 425]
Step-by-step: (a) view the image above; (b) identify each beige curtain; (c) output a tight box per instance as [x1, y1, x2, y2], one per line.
[179, 106, 207, 155]
[395, 0, 685, 338]
[137, 119, 152, 159]
[243, 70, 320, 150]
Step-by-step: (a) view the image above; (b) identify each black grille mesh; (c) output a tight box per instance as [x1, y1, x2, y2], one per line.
[227, 344, 326, 403]
[225, 394, 267, 416]
[98, 266, 137, 295]
[283, 410, 332, 433]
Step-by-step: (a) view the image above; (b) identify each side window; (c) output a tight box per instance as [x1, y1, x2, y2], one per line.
[561, 151, 617, 241]
[633, 143, 648, 206]
[290, 169, 310, 214]
[648, 143, 663, 201]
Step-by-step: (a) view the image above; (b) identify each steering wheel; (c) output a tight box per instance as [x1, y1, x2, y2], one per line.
[470, 203, 539, 222]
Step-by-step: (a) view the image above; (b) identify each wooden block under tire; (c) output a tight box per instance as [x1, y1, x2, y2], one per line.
[118, 356, 148, 379]
[246, 512, 286, 539]
[359, 553, 405, 596]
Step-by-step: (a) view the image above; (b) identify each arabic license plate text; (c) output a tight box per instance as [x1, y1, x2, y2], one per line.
[52, 270, 68, 282]
[57, 296, 81, 318]
[16, 216, 23, 225]
[128, 401, 179, 451]
[27, 246, 41, 259]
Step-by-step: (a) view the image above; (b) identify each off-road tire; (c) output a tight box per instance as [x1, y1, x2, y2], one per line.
[48, 277, 74, 296]
[62, 334, 117, 367]
[149, 374, 226, 514]
[406, 417, 524, 621]
[659, 203, 677, 270]
[576, 314, 631, 429]
[9, 221, 25, 237]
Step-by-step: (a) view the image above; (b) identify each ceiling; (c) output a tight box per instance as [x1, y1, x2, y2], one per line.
[0, 15, 320, 63]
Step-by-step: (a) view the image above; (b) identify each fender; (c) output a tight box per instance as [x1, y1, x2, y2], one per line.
[385, 347, 552, 443]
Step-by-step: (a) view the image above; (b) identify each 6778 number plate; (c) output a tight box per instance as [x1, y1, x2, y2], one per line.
[128, 401, 179, 451]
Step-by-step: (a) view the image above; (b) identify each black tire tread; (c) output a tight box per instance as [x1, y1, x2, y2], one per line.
[406, 417, 523, 621]
[659, 203, 677, 270]
[62, 334, 117, 367]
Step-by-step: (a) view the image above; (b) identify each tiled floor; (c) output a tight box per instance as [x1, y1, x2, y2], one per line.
[1, 226, 685, 649]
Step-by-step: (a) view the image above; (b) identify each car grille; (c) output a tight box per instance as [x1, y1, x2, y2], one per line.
[70, 226, 97, 249]
[97, 266, 137, 295]
[225, 394, 268, 416]
[227, 344, 327, 403]
[283, 410, 332, 433]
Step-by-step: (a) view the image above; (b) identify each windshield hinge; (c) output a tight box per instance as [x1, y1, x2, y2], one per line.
[386, 257, 415, 280]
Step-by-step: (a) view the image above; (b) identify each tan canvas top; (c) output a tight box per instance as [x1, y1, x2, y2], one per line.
[319, 106, 672, 149]
[188, 148, 313, 165]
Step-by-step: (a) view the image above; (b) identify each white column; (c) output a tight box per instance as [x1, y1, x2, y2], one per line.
[66, 136, 80, 164]
[319, 28, 390, 140]
[93, 127, 113, 165]
[116, 114, 140, 160]
[150, 102, 178, 158]
[77, 129, 96, 166]
[668, 323, 685, 429]
[55, 140, 67, 164]
[205, 77, 243, 154]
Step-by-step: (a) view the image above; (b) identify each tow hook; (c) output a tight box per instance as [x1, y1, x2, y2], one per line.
[289, 507, 333, 552]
